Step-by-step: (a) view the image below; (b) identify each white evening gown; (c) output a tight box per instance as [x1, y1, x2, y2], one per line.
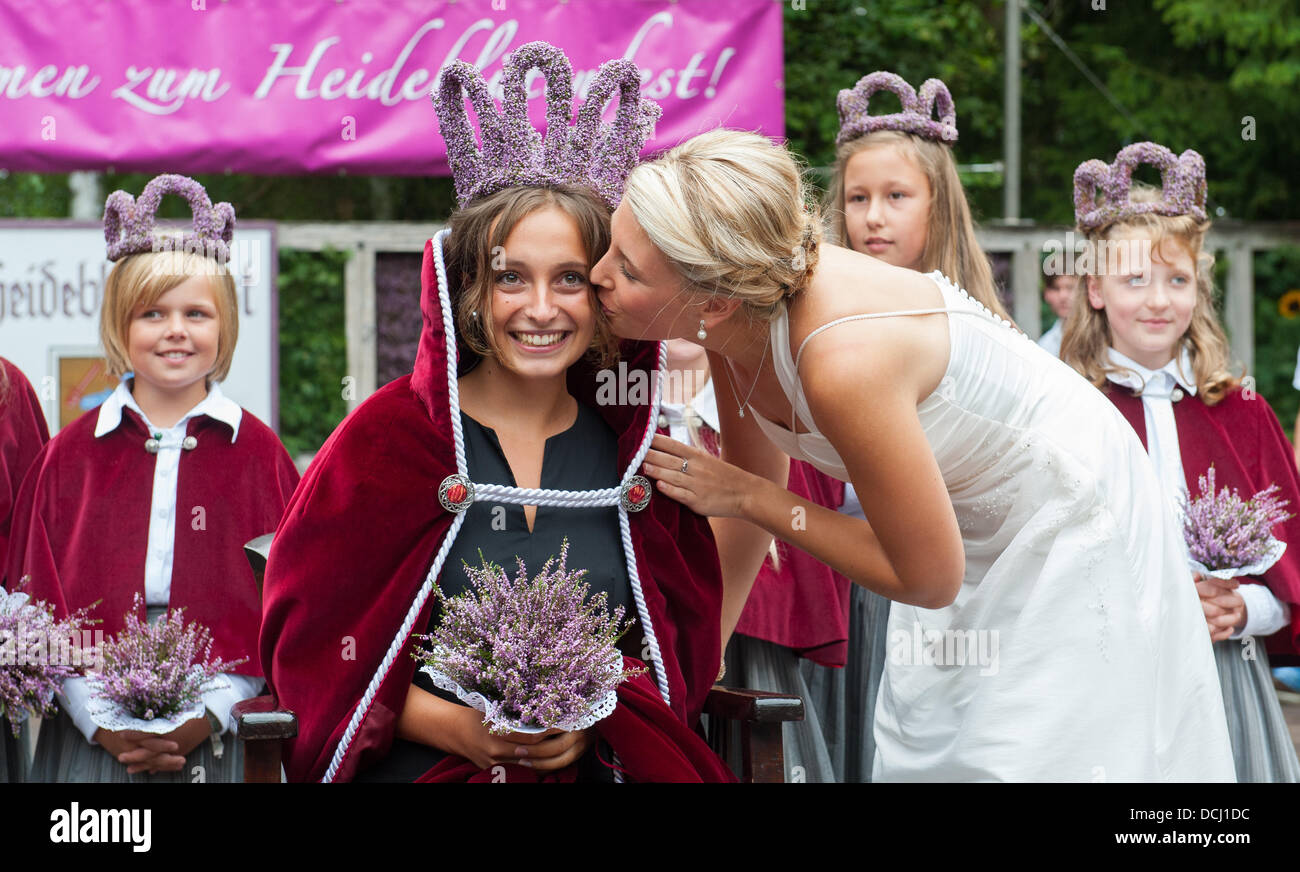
[746, 271, 1235, 782]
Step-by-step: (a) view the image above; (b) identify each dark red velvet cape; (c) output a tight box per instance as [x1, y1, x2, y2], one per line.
[260, 238, 727, 783]
[5, 397, 300, 674]
[1, 358, 49, 588]
[1106, 384, 1300, 661]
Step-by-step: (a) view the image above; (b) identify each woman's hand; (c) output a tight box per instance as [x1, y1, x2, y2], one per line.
[398, 685, 591, 773]
[94, 717, 210, 774]
[1195, 574, 1247, 642]
[641, 434, 763, 519]
[442, 704, 591, 772]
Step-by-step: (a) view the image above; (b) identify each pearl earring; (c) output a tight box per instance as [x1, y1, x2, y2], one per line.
[697, 319, 707, 341]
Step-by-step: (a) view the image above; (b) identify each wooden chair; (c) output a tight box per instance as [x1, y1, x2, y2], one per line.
[234, 534, 805, 783]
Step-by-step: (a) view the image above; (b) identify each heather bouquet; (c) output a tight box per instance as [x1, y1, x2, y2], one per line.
[0, 580, 98, 737]
[1181, 466, 1292, 580]
[412, 540, 641, 735]
[85, 594, 246, 734]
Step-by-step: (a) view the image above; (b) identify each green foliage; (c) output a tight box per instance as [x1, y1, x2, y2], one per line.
[784, 0, 1300, 223]
[0, 172, 70, 217]
[1250, 246, 1300, 439]
[784, 0, 1007, 219]
[276, 248, 350, 457]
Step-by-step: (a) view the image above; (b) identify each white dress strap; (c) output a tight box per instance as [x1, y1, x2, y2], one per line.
[793, 307, 958, 372]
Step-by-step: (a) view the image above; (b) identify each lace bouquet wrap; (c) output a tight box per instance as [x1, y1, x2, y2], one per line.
[1182, 466, 1292, 580]
[412, 540, 641, 735]
[85, 593, 246, 734]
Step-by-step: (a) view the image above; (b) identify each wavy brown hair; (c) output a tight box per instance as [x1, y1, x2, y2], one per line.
[443, 184, 619, 371]
[825, 130, 1011, 322]
[1060, 185, 1239, 405]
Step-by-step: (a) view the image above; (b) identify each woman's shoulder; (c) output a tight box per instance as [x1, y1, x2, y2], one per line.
[795, 249, 948, 390]
[802, 245, 940, 322]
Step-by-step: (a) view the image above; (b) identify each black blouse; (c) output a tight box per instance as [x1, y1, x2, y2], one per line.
[356, 402, 636, 782]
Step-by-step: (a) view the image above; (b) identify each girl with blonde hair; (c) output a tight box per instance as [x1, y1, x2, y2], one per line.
[809, 70, 1013, 782]
[1062, 142, 1300, 782]
[591, 126, 1234, 781]
[7, 175, 300, 782]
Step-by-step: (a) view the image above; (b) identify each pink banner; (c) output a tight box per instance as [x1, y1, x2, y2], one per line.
[0, 0, 782, 176]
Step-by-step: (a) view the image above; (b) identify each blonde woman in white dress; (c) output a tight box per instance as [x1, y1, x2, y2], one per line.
[588, 128, 1234, 782]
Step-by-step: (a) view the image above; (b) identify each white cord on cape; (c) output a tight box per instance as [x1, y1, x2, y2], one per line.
[322, 229, 669, 782]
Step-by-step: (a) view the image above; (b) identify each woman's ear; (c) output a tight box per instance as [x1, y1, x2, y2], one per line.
[1085, 274, 1106, 310]
[698, 294, 742, 332]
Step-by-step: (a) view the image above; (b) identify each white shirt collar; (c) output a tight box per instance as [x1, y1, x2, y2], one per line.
[691, 376, 720, 432]
[1105, 345, 1198, 398]
[658, 374, 720, 433]
[94, 378, 242, 442]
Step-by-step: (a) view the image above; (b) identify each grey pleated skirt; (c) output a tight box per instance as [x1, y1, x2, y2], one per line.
[799, 583, 890, 783]
[28, 707, 244, 783]
[722, 634, 836, 782]
[1213, 638, 1300, 783]
[0, 719, 31, 783]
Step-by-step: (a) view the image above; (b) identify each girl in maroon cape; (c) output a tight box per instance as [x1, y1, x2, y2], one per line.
[0, 358, 50, 782]
[1062, 147, 1300, 782]
[259, 44, 733, 783]
[6, 176, 301, 782]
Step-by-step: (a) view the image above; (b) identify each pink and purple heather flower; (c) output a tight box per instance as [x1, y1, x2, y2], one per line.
[87, 593, 245, 723]
[412, 540, 641, 735]
[1074, 142, 1208, 232]
[0, 581, 98, 737]
[1182, 466, 1292, 573]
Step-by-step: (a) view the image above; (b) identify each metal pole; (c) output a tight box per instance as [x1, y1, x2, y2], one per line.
[68, 171, 102, 220]
[1003, 0, 1021, 222]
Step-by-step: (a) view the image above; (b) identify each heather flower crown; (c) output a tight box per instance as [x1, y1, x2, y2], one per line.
[433, 41, 661, 210]
[1074, 142, 1207, 231]
[836, 71, 958, 146]
[103, 174, 235, 263]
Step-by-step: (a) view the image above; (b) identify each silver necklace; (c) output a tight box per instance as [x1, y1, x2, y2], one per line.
[721, 339, 769, 419]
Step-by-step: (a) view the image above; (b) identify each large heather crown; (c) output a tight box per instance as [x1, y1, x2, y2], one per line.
[103, 174, 235, 263]
[1074, 142, 1207, 231]
[836, 71, 958, 146]
[433, 41, 661, 210]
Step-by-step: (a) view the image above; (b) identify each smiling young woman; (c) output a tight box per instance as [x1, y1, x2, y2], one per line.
[260, 42, 735, 783]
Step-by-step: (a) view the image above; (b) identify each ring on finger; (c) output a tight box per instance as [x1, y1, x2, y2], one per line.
[681, 459, 689, 474]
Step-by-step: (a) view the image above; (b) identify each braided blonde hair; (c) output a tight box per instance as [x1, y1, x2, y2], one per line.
[623, 129, 821, 323]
